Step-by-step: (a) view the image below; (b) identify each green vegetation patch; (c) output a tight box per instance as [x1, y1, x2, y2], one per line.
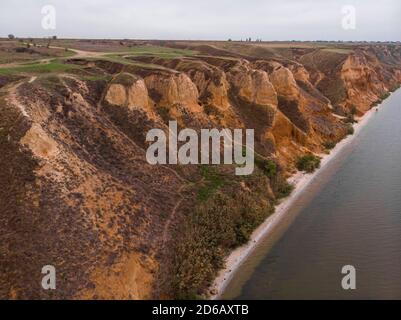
[254, 155, 277, 179]
[197, 165, 226, 201]
[79, 74, 113, 82]
[371, 93, 391, 107]
[162, 153, 297, 299]
[124, 45, 198, 58]
[322, 48, 352, 54]
[100, 54, 169, 70]
[380, 92, 391, 101]
[296, 154, 321, 173]
[103, 45, 198, 66]
[167, 171, 274, 299]
[0, 61, 80, 75]
[254, 154, 295, 200]
[347, 124, 355, 135]
[323, 141, 337, 150]
[275, 180, 295, 199]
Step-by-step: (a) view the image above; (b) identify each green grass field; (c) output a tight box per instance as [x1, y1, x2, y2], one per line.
[322, 48, 352, 54]
[110, 46, 198, 60]
[0, 61, 80, 75]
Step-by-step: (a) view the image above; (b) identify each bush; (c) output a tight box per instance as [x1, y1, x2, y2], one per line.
[372, 92, 391, 107]
[381, 92, 391, 100]
[275, 179, 295, 199]
[390, 85, 400, 92]
[197, 166, 225, 201]
[255, 156, 277, 179]
[347, 124, 355, 135]
[296, 154, 321, 173]
[166, 172, 275, 299]
[323, 141, 336, 150]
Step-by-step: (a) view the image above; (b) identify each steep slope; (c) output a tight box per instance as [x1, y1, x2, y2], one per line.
[298, 46, 401, 115]
[1, 42, 400, 299]
[0, 76, 183, 299]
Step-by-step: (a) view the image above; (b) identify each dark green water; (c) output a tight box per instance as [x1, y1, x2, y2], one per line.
[225, 89, 401, 300]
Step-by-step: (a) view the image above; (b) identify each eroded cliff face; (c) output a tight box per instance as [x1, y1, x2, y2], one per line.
[1, 43, 400, 300]
[298, 46, 401, 115]
[0, 76, 182, 299]
[130, 53, 351, 165]
[341, 52, 388, 113]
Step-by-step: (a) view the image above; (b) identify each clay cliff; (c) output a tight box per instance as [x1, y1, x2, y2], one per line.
[1, 42, 400, 299]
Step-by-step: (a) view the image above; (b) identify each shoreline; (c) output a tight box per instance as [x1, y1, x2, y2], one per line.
[210, 106, 377, 300]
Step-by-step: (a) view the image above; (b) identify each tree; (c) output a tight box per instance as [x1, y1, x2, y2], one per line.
[8, 34, 15, 40]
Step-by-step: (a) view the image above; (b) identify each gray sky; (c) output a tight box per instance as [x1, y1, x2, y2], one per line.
[0, 0, 400, 41]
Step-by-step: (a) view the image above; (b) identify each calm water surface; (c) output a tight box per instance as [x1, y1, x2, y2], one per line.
[224, 89, 401, 300]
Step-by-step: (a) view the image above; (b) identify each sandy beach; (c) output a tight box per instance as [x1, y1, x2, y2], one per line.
[210, 107, 377, 300]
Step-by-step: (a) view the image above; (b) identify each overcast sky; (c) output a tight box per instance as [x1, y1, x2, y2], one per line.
[0, 0, 400, 41]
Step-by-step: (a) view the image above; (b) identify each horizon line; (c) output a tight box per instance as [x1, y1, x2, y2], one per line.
[2, 36, 401, 43]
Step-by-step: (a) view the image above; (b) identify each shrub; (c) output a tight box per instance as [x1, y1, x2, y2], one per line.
[372, 101, 379, 107]
[197, 166, 225, 201]
[296, 154, 321, 173]
[347, 124, 355, 135]
[166, 172, 275, 299]
[381, 92, 391, 100]
[255, 156, 277, 179]
[323, 141, 336, 150]
[275, 179, 295, 199]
